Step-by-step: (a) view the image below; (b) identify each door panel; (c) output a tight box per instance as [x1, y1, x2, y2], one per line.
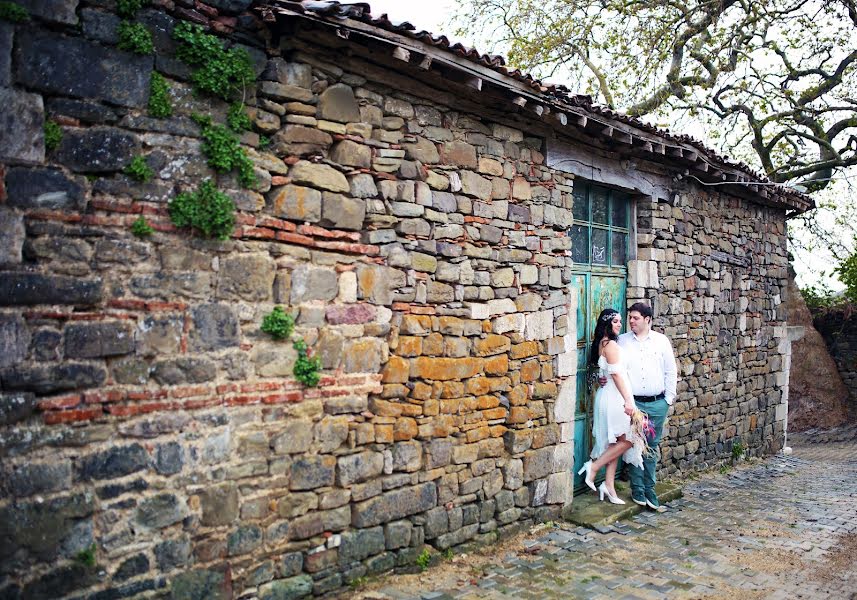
[572, 273, 626, 493]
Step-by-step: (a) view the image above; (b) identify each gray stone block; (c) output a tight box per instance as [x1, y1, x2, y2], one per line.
[151, 357, 216, 385]
[0, 87, 44, 162]
[0, 392, 36, 426]
[80, 7, 120, 44]
[320, 192, 366, 231]
[0, 208, 24, 265]
[0, 23, 11, 86]
[216, 254, 275, 301]
[54, 126, 139, 173]
[268, 185, 322, 222]
[263, 58, 312, 88]
[0, 314, 29, 368]
[5, 166, 87, 211]
[259, 575, 313, 600]
[318, 83, 360, 123]
[0, 362, 107, 395]
[336, 451, 384, 486]
[77, 444, 149, 481]
[130, 272, 212, 301]
[170, 569, 229, 600]
[15, 30, 152, 108]
[290, 266, 338, 304]
[155, 536, 191, 572]
[199, 483, 239, 527]
[0, 272, 102, 306]
[189, 304, 239, 352]
[114, 553, 149, 582]
[339, 526, 385, 562]
[352, 483, 437, 528]
[5, 460, 71, 497]
[227, 525, 263, 556]
[65, 321, 134, 358]
[155, 442, 184, 475]
[290, 455, 335, 490]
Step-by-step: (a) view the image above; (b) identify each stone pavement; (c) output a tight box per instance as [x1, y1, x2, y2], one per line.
[361, 425, 857, 600]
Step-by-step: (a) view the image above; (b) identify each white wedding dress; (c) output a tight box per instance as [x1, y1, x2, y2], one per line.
[591, 346, 645, 469]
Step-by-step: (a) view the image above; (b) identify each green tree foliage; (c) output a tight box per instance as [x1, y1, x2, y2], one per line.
[453, 0, 857, 192]
[169, 179, 236, 240]
[834, 237, 857, 302]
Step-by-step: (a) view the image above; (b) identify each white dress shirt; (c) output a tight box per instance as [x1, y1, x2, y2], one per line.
[617, 330, 678, 405]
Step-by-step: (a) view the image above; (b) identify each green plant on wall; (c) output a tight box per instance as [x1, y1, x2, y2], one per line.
[169, 179, 236, 240]
[0, 1, 29, 22]
[172, 22, 255, 101]
[124, 156, 154, 182]
[131, 216, 155, 237]
[148, 72, 173, 118]
[192, 114, 255, 187]
[74, 543, 97, 568]
[227, 102, 253, 133]
[44, 120, 62, 152]
[118, 21, 154, 55]
[261, 306, 295, 340]
[116, 0, 148, 18]
[293, 338, 321, 387]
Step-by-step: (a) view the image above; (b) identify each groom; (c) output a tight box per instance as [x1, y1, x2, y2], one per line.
[603, 302, 677, 510]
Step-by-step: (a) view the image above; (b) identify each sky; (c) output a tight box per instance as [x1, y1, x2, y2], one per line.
[360, 1, 463, 38]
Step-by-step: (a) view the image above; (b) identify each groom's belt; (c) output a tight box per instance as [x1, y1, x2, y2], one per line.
[633, 393, 665, 403]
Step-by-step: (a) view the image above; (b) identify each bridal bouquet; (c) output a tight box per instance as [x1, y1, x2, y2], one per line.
[630, 409, 655, 456]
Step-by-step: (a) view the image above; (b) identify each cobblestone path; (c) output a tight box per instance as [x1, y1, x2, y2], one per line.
[366, 425, 857, 600]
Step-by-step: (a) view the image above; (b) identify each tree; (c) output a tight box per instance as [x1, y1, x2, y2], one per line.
[453, 0, 857, 192]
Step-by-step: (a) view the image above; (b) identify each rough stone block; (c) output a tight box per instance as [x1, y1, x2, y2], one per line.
[352, 483, 437, 527]
[290, 455, 336, 491]
[339, 526, 385, 562]
[199, 483, 239, 527]
[337, 451, 384, 486]
[151, 357, 215, 385]
[321, 192, 366, 231]
[170, 569, 230, 600]
[216, 253, 275, 302]
[318, 83, 360, 123]
[289, 160, 349, 193]
[136, 315, 183, 357]
[0, 272, 102, 307]
[189, 304, 239, 352]
[77, 444, 149, 481]
[259, 575, 313, 600]
[16, 31, 152, 108]
[0, 87, 44, 162]
[0, 362, 107, 394]
[525, 310, 554, 341]
[0, 314, 29, 369]
[54, 126, 139, 172]
[290, 266, 338, 304]
[65, 320, 134, 358]
[136, 493, 188, 529]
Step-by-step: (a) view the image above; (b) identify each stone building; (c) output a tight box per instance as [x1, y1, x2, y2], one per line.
[0, 0, 812, 598]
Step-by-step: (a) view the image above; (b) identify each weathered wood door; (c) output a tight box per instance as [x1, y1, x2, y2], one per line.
[569, 182, 630, 493]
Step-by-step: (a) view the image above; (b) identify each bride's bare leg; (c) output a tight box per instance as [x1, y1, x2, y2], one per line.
[604, 458, 618, 495]
[591, 439, 632, 474]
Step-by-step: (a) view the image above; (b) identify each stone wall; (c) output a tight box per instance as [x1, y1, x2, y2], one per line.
[630, 192, 791, 468]
[812, 305, 857, 421]
[0, 1, 791, 598]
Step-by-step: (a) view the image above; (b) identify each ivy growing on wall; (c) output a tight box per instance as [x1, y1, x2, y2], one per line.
[227, 102, 253, 133]
[168, 179, 236, 240]
[124, 156, 154, 182]
[293, 339, 322, 388]
[117, 21, 154, 55]
[44, 120, 62, 152]
[148, 72, 173, 118]
[0, 1, 29, 22]
[172, 22, 255, 101]
[116, 0, 148, 18]
[192, 114, 256, 187]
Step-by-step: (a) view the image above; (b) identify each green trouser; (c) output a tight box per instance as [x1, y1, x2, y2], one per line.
[629, 397, 669, 501]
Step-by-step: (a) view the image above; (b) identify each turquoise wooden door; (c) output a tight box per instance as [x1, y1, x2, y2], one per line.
[569, 182, 630, 494]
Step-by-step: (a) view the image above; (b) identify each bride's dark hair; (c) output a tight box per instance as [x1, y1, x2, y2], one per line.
[590, 308, 620, 366]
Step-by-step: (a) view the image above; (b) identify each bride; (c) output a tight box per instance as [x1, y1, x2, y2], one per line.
[577, 308, 645, 504]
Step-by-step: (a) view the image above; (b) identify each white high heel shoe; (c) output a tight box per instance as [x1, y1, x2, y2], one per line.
[598, 482, 626, 505]
[576, 461, 597, 491]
